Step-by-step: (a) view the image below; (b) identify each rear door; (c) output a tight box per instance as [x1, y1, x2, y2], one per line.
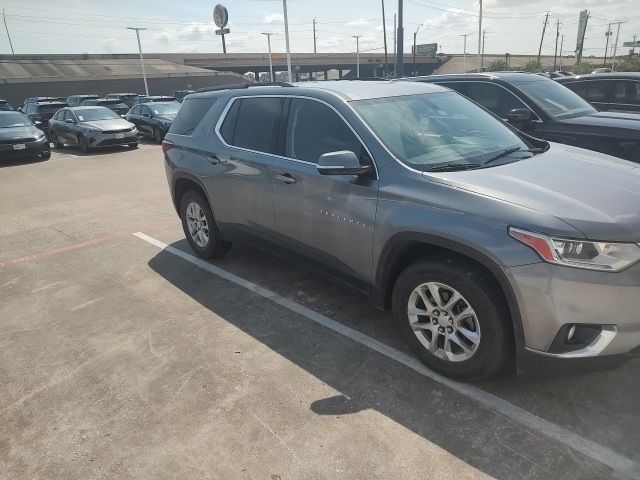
[271, 97, 378, 290]
[201, 95, 282, 244]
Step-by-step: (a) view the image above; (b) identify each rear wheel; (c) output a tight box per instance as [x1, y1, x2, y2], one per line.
[40, 151, 51, 160]
[129, 143, 139, 149]
[180, 190, 231, 259]
[392, 256, 513, 381]
[153, 126, 163, 143]
[78, 135, 89, 153]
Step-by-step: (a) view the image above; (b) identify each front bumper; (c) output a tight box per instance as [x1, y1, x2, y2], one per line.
[506, 261, 640, 360]
[0, 136, 50, 160]
[87, 129, 138, 148]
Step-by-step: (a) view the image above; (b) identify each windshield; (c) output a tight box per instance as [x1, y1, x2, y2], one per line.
[75, 107, 120, 122]
[35, 104, 66, 114]
[352, 92, 530, 171]
[150, 102, 180, 116]
[0, 112, 32, 128]
[515, 79, 596, 120]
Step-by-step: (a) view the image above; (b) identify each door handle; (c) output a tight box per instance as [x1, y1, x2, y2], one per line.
[205, 153, 220, 164]
[276, 173, 297, 184]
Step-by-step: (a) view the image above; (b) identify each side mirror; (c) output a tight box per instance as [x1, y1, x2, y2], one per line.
[507, 108, 533, 124]
[65, 118, 76, 124]
[317, 151, 372, 176]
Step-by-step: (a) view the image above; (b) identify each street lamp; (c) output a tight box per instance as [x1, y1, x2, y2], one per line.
[353, 35, 362, 78]
[282, 0, 292, 82]
[126, 27, 149, 96]
[262, 33, 275, 82]
[412, 24, 424, 76]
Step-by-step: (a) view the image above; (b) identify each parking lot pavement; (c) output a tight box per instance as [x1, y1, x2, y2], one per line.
[1, 147, 639, 479]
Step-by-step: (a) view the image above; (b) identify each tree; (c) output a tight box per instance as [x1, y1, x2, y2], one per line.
[523, 60, 543, 72]
[572, 62, 594, 74]
[486, 59, 508, 71]
[616, 57, 640, 72]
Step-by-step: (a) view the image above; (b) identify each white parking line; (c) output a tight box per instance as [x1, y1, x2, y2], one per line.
[134, 231, 639, 479]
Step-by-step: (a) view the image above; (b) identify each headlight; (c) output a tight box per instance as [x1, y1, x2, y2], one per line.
[509, 227, 640, 271]
[36, 132, 46, 140]
[34, 120, 42, 125]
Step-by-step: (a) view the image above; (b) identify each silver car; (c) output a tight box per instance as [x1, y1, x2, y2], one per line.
[48, 106, 138, 152]
[161, 81, 640, 381]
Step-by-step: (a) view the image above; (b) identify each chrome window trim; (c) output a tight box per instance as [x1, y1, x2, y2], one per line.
[213, 94, 379, 180]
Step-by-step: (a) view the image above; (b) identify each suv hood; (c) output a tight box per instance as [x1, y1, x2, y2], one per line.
[81, 119, 133, 131]
[558, 111, 640, 136]
[424, 143, 640, 242]
[0, 125, 42, 141]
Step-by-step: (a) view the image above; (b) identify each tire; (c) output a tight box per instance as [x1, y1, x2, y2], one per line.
[78, 135, 89, 153]
[129, 143, 139, 149]
[40, 151, 51, 160]
[180, 190, 231, 259]
[153, 126, 163, 143]
[392, 256, 513, 381]
[50, 130, 63, 149]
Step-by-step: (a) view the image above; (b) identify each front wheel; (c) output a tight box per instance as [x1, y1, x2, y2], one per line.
[153, 127, 164, 143]
[78, 135, 89, 153]
[180, 190, 231, 259]
[50, 130, 63, 149]
[392, 257, 513, 381]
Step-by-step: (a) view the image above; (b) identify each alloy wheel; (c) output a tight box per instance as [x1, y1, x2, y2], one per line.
[185, 202, 209, 248]
[407, 282, 481, 362]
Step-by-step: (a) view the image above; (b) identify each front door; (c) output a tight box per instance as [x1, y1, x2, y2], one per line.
[271, 97, 378, 290]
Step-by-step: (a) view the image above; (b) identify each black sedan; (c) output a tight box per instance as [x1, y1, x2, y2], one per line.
[125, 101, 180, 142]
[23, 101, 67, 136]
[555, 73, 640, 115]
[409, 73, 640, 161]
[48, 106, 138, 153]
[79, 98, 130, 116]
[0, 111, 50, 161]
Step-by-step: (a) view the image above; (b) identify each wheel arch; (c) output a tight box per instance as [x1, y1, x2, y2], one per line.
[373, 232, 525, 346]
[172, 173, 212, 215]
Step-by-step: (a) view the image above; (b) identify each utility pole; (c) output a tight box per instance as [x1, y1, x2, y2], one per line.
[477, 0, 482, 72]
[381, 0, 389, 77]
[460, 34, 469, 72]
[262, 33, 275, 82]
[603, 23, 612, 67]
[413, 24, 424, 76]
[282, 0, 292, 82]
[396, 0, 404, 77]
[2, 9, 14, 55]
[559, 35, 564, 69]
[537, 12, 549, 65]
[481, 29, 486, 71]
[611, 21, 626, 71]
[126, 27, 149, 96]
[312, 18, 317, 54]
[553, 20, 560, 70]
[353, 35, 362, 77]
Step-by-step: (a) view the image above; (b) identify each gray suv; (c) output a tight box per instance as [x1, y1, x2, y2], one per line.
[162, 81, 640, 381]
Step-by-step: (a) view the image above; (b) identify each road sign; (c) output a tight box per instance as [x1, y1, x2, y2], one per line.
[215, 28, 230, 35]
[414, 43, 437, 55]
[213, 4, 229, 28]
[623, 40, 640, 47]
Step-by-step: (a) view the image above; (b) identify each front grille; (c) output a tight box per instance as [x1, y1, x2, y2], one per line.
[102, 128, 131, 134]
[0, 137, 37, 145]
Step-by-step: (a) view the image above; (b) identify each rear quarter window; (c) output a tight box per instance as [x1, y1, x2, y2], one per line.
[169, 97, 217, 136]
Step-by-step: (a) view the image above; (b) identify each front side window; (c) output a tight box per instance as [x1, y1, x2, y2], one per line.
[352, 92, 531, 171]
[514, 78, 596, 120]
[220, 97, 284, 154]
[460, 82, 529, 119]
[613, 81, 640, 105]
[149, 102, 180, 117]
[573, 81, 610, 103]
[285, 98, 366, 163]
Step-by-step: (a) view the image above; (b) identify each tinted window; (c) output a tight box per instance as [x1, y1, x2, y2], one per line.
[515, 78, 596, 119]
[578, 81, 610, 102]
[613, 81, 640, 105]
[141, 106, 152, 116]
[219, 99, 240, 144]
[223, 97, 284, 154]
[284, 98, 366, 163]
[170, 97, 216, 135]
[459, 82, 528, 118]
[131, 106, 140, 115]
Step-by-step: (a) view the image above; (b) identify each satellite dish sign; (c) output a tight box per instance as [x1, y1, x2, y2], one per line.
[213, 4, 229, 29]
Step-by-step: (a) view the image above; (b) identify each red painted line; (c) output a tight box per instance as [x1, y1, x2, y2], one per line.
[0, 219, 179, 269]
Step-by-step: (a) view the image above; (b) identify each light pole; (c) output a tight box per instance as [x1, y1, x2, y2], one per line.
[611, 21, 626, 71]
[353, 35, 362, 78]
[477, 0, 482, 72]
[460, 33, 469, 72]
[396, 0, 404, 77]
[127, 27, 149, 96]
[262, 33, 275, 82]
[412, 24, 424, 76]
[282, 0, 292, 82]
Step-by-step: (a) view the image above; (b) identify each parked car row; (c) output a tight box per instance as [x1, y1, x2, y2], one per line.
[160, 78, 640, 382]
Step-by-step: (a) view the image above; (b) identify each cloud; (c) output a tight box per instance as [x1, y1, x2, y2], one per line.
[346, 19, 370, 27]
[100, 38, 118, 53]
[263, 13, 284, 25]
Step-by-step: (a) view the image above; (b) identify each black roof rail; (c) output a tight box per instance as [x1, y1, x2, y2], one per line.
[196, 82, 294, 93]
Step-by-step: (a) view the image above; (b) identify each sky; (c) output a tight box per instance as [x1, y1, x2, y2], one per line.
[0, 0, 637, 59]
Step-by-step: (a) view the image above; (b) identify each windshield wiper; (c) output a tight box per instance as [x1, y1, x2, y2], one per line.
[426, 162, 481, 172]
[483, 146, 545, 166]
